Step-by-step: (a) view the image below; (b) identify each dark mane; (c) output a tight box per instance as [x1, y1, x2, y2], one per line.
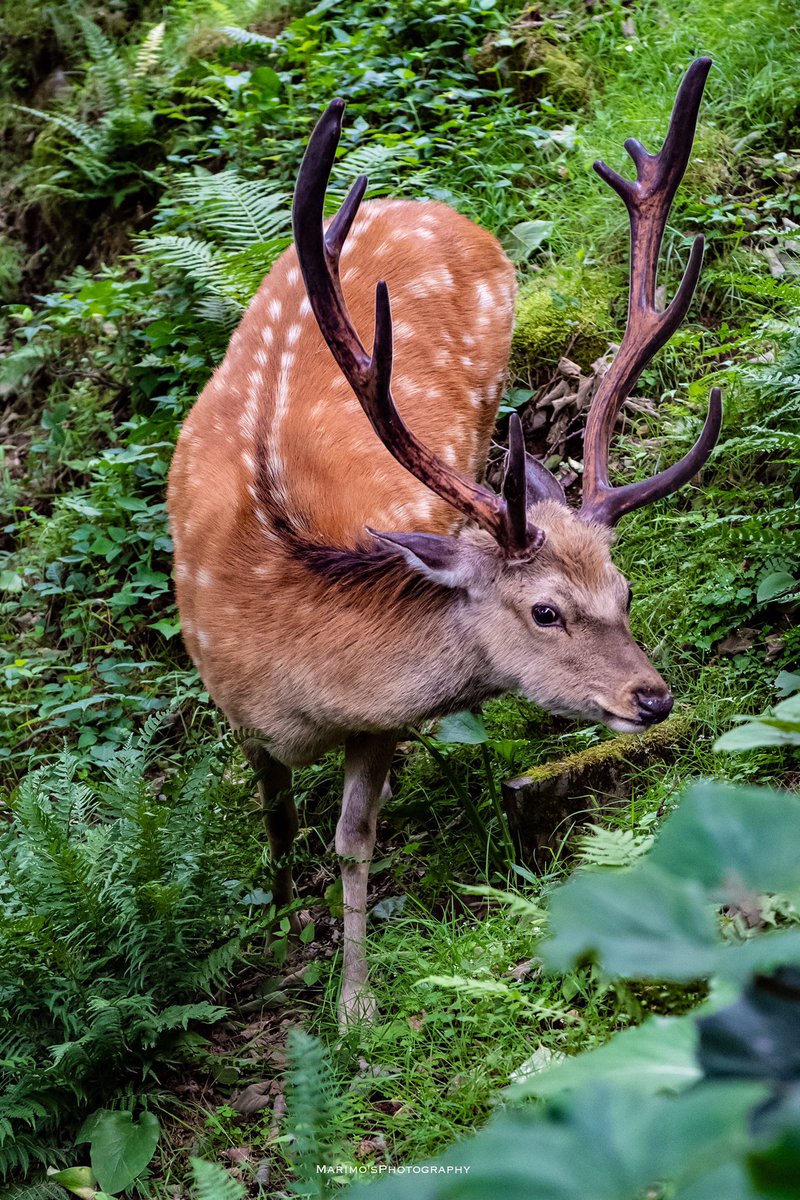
[255, 450, 452, 608]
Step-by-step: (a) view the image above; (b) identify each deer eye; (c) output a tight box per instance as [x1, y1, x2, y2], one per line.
[532, 603, 562, 628]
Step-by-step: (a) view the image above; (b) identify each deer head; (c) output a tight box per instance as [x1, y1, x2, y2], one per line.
[292, 59, 721, 733]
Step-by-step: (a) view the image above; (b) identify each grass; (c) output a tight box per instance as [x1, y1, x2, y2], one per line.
[0, 0, 799, 1192]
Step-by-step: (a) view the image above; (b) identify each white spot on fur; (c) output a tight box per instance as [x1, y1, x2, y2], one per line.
[175, 562, 189, 581]
[255, 348, 269, 367]
[242, 450, 256, 474]
[476, 281, 493, 310]
[460, 355, 473, 369]
[299, 296, 312, 317]
[261, 325, 274, 347]
[286, 323, 302, 346]
[197, 628, 210, 649]
[287, 266, 300, 286]
[268, 297, 283, 322]
[197, 567, 214, 588]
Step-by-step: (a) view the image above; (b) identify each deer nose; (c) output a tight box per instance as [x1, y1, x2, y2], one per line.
[634, 687, 674, 724]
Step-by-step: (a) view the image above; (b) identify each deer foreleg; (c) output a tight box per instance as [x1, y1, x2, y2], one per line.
[336, 731, 397, 1025]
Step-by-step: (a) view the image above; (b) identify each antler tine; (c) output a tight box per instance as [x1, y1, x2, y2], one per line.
[293, 99, 541, 558]
[580, 57, 722, 527]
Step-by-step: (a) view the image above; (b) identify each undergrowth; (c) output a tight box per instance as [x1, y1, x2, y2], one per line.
[0, 0, 799, 1191]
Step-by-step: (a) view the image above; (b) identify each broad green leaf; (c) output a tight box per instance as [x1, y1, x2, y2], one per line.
[47, 1166, 97, 1199]
[715, 722, 800, 750]
[86, 1110, 160, 1195]
[507, 1014, 701, 1100]
[509, 219, 554, 259]
[649, 782, 800, 893]
[757, 571, 797, 603]
[357, 1081, 763, 1199]
[776, 672, 800, 698]
[674, 1162, 761, 1199]
[434, 710, 488, 744]
[748, 1084, 800, 1198]
[698, 968, 800, 1083]
[542, 862, 719, 979]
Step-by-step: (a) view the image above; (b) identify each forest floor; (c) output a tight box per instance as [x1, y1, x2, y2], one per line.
[0, 0, 799, 1195]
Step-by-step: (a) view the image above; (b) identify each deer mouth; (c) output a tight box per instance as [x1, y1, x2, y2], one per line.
[599, 708, 650, 735]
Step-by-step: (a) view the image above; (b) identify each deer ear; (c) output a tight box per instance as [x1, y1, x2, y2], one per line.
[366, 528, 479, 589]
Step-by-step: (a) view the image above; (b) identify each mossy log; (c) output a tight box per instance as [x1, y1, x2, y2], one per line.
[502, 715, 694, 866]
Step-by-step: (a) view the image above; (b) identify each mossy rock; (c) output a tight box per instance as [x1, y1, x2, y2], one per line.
[474, 27, 592, 109]
[511, 272, 614, 377]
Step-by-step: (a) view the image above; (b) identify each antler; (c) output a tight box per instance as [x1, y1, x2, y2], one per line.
[292, 99, 543, 560]
[579, 57, 722, 527]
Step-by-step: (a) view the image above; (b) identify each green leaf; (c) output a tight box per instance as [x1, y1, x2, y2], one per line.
[434, 710, 488, 744]
[86, 1110, 160, 1195]
[356, 1082, 764, 1199]
[46, 1166, 97, 1199]
[776, 672, 800, 698]
[508, 1014, 701, 1100]
[649, 782, 800, 895]
[191, 1158, 247, 1200]
[509, 219, 554, 259]
[697, 968, 800, 1083]
[757, 571, 798, 603]
[542, 862, 719, 979]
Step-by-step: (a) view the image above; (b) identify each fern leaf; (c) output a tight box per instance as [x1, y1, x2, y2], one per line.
[134, 22, 166, 78]
[219, 25, 274, 45]
[190, 1157, 247, 1200]
[575, 824, 653, 869]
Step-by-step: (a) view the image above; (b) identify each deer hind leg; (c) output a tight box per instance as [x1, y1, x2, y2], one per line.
[336, 731, 397, 1026]
[244, 740, 297, 912]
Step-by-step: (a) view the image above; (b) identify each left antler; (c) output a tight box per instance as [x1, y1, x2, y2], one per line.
[579, 57, 722, 527]
[292, 99, 544, 560]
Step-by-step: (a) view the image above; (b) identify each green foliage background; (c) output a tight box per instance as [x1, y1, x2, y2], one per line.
[0, 0, 798, 1193]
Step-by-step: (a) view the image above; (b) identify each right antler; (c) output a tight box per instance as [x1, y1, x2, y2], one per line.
[292, 99, 544, 560]
[579, 57, 722, 527]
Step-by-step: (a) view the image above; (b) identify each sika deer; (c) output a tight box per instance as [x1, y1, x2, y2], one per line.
[168, 58, 721, 1023]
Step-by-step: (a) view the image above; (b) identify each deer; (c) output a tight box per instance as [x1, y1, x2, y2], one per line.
[167, 57, 721, 1024]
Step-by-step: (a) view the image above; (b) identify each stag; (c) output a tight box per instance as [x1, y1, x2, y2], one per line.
[168, 58, 721, 1022]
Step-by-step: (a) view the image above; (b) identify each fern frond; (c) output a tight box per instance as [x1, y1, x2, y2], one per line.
[284, 1029, 340, 1197]
[574, 824, 653, 869]
[17, 108, 106, 155]
[141, 235, 230, 293]
[134, 22, 166, 78]
[176, 171, 291, 247]
[190, 1157, 247, 1200]
[219, 25, 274, 45]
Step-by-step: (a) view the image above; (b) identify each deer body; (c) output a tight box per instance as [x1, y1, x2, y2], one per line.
[168, 199, 516, 765]
[169, 61, 721, 1022]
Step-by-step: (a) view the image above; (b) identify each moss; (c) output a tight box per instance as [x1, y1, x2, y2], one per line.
[511, 269, 615, 377]
[537, 43, 593, 110]
[510, 714, 694, 788]
[0, 236, 23, 303]
[474, 26, 592, 109]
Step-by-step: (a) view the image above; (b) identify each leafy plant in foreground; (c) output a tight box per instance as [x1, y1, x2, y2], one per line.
[357, 778, 800, 1198]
